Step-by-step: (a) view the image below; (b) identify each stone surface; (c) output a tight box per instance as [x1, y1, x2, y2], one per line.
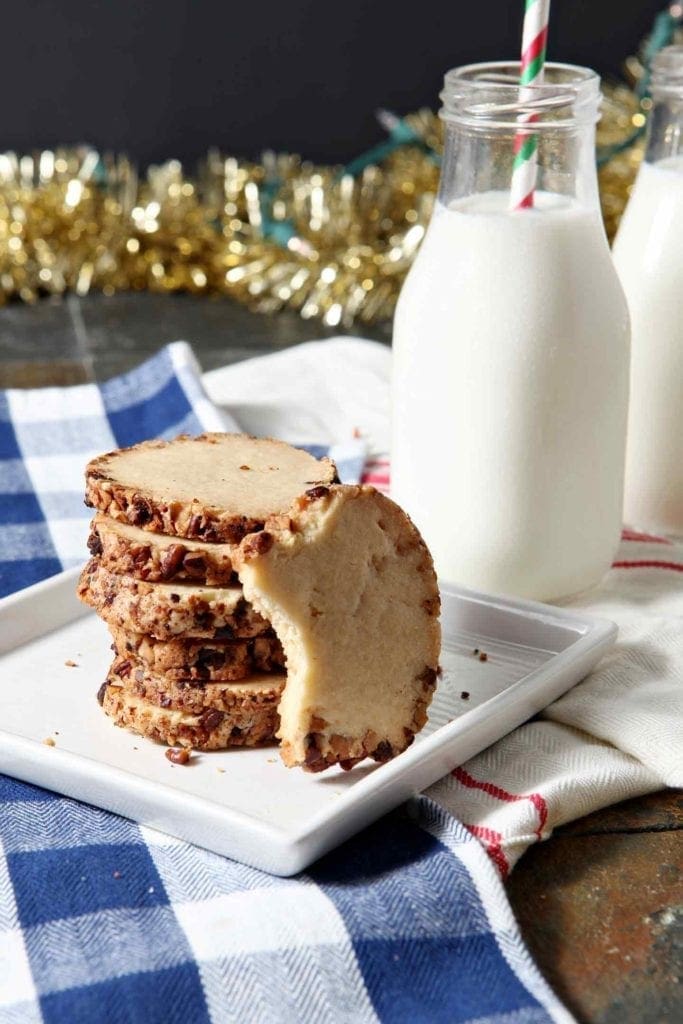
[508, 791, 682, 1024]
[0, 359, 90, 387]
[0, 291, 391, 386]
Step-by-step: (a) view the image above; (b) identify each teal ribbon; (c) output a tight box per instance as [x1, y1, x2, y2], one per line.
[342, 117, 437, 177]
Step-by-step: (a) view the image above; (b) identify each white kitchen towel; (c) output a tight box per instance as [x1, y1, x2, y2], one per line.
[204, 336, 681, 877]
[203, 337, 392, 454]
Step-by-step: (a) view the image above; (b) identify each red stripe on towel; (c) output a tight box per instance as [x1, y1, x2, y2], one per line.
[621, 528, 672, 544]
[463, 824, 510, 879]
[612, 560, 683, 573]
[453, 767, 548, 841]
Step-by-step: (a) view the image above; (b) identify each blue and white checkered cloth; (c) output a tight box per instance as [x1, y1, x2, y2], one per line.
[0, 343, 573, 1023]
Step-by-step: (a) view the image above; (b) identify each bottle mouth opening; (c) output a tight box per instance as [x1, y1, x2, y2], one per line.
[651, 45, 683, 97]
[440, 61, 601, 130]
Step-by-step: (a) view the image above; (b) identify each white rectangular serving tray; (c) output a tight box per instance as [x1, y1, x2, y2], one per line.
[0, 568, 616, 876]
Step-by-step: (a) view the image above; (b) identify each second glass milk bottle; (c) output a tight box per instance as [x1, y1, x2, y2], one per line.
[613, 46, 683, 536]
[391, 63, 631, 601]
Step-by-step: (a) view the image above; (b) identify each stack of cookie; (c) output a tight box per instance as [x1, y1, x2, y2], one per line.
[77, 433, 337, 752]
[77, 432, 442, 771]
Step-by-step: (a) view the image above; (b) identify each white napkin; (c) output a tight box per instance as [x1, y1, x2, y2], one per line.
[204, 336, 681, 875]
[203, 337, 391, 454]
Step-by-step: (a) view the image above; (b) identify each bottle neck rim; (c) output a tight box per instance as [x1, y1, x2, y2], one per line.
[440, 61, 601, 132]
[651, 45, 683, 100]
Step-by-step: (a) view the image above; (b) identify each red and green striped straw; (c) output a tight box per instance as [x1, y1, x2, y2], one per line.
[510, 0, 550, 210]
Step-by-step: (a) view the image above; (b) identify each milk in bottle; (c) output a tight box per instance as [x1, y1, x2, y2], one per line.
[612, 47, 683, 536]
[392, 63, 630, 600]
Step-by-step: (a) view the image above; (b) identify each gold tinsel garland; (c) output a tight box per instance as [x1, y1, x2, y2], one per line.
[0, 147, 441, 327]
[0, 51, 662, 325]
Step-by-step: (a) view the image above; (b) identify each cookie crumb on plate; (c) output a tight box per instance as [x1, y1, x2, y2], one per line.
[165, 747, 191, 765]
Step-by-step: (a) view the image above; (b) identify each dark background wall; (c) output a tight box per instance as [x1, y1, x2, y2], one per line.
[0, 0, 665, 165]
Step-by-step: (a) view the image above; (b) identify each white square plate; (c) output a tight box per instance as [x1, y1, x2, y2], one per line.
[0, 568, 616, 875]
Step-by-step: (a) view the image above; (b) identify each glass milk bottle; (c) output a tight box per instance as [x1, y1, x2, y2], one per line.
[613, 46, 683, 536]
[392, 63, 630, 601]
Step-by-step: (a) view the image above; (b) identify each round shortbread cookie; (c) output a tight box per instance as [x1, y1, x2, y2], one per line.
[78, 559, 269, 639]
[106, 662, 285, 717]
[88, 513, 236, 586]
[235, 484, 441, 772]
[85, 433, 338, 544]
[100, 677, 282, 749]
[110, 630, 285, 682]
